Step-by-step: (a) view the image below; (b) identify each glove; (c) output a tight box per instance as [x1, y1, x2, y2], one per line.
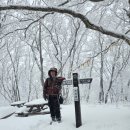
[57, 77, 65, 81]
[57, 77, 66, 85]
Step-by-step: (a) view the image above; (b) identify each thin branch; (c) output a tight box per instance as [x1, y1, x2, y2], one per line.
[24, 12, 53, 37]
[0, 12, 53, 39]
[58, 0, 71, 7]
[90, 39, 120, 58]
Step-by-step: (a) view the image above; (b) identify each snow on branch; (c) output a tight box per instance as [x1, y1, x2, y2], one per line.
[0, 5, 130, 45]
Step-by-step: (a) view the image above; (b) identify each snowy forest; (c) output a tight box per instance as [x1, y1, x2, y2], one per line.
[0, 0, 130, 106]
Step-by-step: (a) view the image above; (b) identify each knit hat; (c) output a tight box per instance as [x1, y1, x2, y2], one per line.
[48, 67, 57, 77]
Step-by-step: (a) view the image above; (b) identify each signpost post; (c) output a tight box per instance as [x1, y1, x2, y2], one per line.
[62, 74, 92, 128]
[73, 73, 82, 128]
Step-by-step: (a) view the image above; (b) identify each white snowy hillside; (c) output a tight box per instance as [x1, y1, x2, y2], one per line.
[0, 103, 130, 130]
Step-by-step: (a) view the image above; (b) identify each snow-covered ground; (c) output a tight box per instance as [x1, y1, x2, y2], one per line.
[0, 106, 18, 119]
[0, 103, 130, 130]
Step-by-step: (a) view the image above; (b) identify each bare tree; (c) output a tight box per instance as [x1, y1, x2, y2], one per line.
[104, 43, 130, 103]
[6, 41, 21, 101]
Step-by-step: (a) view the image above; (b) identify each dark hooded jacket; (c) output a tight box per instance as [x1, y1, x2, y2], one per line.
[43, 68, 65, 98]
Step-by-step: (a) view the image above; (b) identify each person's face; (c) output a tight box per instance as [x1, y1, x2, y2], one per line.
[50, 71, 56, 77]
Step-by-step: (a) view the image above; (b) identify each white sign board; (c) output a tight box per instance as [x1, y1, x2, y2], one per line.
[73, 87, 79, 101]
[79, 78, 92, 84]
[62, 80, 72, 85]
[62, 78, 92, 85]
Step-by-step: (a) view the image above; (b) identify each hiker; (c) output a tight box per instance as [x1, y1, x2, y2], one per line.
[43, 67, 65, 122]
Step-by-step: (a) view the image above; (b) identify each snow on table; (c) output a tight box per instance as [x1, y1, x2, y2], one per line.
[11, 101, 26, 107]
[0, 106, 18, 119]
[24, 98, 48, 106]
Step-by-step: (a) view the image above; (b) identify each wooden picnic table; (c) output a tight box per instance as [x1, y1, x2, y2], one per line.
[16, 98, 50, 116]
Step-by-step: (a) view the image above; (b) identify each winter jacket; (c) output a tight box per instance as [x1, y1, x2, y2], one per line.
[43, 77, 65, 99]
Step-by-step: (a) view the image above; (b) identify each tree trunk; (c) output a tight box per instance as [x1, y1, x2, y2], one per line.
[39, 20, 44, 88]
[105, 63, 115, 104]
[86, 58, 94, 102]
[99, 36, 104, 103]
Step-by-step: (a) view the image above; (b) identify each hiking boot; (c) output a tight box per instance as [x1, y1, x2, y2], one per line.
[52, 117, 56, 122]
[56, 118, 61, 123]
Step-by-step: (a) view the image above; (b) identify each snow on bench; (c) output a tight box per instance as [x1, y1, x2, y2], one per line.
[15, 106, 30, 116]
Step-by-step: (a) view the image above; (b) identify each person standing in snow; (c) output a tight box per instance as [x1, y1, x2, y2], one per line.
[43, 67, 65, 122]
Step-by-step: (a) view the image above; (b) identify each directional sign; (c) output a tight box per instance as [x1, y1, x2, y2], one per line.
[62, 78, 92, 85]
[62, 80, 72, 85]
[79, 78, 92, 84]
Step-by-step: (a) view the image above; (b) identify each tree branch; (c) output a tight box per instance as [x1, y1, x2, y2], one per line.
[0, 5, 130, 45]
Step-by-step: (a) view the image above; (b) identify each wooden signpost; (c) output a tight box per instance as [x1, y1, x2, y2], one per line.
[62, 73, 92, 128]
